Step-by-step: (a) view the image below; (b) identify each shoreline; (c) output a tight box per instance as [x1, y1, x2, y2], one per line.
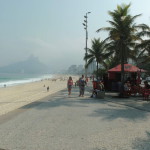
[0, 75, 79, 116]
[0, 73, 54, 88]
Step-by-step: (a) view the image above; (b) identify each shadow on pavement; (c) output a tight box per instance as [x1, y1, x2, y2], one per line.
[20, 87, 150, 121]
[20, 87, 93, 109]
[132, 131, 150, 150]
[92, 148, 107, 150]
[20, 85, 113, 110]
[88, 106, 149, 121]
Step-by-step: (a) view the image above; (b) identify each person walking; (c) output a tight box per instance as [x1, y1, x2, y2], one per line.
[79, 75, 86, 97]
[47, 86, 49, 92]
[67, 76, 73, 95]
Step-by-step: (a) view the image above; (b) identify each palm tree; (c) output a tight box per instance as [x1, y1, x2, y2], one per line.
[97, 3, 149, 83]
[135, 28, 150, 68]
[84, 38, 112, 78]
[102, 55, 118, 70]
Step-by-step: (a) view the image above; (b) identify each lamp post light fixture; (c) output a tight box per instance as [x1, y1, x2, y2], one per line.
[83, 12, 91, 77]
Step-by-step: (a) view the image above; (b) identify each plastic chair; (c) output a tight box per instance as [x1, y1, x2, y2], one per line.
[143, 89, 150, 100]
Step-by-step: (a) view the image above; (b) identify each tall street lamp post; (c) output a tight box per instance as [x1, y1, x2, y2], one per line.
[83, 12, 91, 77]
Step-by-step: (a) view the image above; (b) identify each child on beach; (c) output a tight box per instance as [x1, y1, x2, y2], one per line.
[47, 86, 49, 92]
[67, 76, 73, 95]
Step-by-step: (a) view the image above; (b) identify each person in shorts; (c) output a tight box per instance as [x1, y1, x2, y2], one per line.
[79, 75, 86, 97]
[67, 76, 73, 95]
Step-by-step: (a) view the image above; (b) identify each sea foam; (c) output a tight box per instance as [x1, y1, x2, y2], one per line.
[0, 74, 53, 88]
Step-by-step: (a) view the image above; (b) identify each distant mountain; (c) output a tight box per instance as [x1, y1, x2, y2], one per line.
[0, 56, 49, 74]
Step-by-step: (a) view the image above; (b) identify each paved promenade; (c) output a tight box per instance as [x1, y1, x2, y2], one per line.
[0, 86, 150, 150]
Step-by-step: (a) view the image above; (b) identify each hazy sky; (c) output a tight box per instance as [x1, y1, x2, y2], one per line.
[0, 0, 150, 71]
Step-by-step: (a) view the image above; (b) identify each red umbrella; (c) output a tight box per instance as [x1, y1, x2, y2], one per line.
[108, 64, 146, 72]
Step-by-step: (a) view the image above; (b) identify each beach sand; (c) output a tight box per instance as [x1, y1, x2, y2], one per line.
[0, 75, 79, 116]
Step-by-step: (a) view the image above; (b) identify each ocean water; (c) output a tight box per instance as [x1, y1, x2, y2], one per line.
[0, 73, 53, 88]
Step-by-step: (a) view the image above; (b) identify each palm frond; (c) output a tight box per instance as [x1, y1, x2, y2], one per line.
[96, 27, 113, 33]
[85, 58, 95, 68]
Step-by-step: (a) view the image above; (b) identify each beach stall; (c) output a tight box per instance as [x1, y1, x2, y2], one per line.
[108, 64, 146, 91]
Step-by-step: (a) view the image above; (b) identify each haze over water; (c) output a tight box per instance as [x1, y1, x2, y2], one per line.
[0, 0, 149, 72]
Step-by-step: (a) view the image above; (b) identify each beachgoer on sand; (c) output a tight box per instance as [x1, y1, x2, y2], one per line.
[79, 75, 86, 97]
[67, 76, 73, 95]
[47, 86, 49, 92]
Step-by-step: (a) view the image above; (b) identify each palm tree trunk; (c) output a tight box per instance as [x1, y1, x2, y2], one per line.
[121, 45, 125, 83]
[120, 40, 125, 97]
[96, 61, 98, 79]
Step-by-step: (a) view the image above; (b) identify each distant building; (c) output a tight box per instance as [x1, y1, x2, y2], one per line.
[87, 60, 96, 74]
[67, 65, 84, 74]
[67, 62, 96, 75]
[77, 65, 84, 74]
[68, 65, 77, 74]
